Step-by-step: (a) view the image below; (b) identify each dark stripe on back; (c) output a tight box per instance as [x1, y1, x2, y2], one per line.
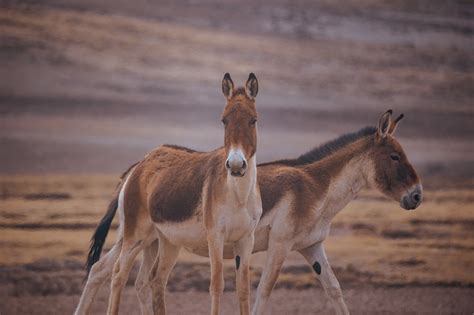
[258, 126, 376, 167]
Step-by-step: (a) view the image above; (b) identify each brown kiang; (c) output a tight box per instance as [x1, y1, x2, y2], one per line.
[74, 73, 261, 315]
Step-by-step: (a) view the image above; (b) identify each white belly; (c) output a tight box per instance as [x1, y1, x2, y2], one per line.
[156, 216, 208, 248]
[155, 207, 259, 250]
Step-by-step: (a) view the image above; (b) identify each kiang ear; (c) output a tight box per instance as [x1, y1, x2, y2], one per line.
[377, 109, 392, 139]
[388, 113, 404, 135]
[245, 73, 258, 100]
[222, 73, 234, 99]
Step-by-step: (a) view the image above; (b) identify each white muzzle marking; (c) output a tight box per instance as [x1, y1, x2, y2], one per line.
[225, 148, 247, 177]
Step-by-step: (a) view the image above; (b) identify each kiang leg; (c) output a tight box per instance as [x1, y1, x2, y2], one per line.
[233, 232, 255, 315]
[74, 239, 122, 315]
[135, 239, 159, 315]
[107, 234, 149, 315]
[149, 235, 180, 315]
[207, 230, 225, 315]
[299, 243, 349, 315]
[252, 240, 291, 315]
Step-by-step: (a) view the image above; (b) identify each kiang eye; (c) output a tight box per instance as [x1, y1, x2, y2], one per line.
[390, 153, 400, 161]
[250, 118, 257, 126]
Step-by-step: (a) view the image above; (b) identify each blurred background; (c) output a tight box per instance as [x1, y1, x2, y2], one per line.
[0, 0, 473, 314]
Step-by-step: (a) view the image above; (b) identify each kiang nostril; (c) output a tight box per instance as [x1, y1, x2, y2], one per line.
[242, 160, 247, 169]
[412, 193, 420, 202]
[225, 160, 230, 169]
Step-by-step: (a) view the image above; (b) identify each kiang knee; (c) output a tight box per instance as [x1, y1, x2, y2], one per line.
[134, 276, 147, 292]
[259, 284, 274, 299]
[151, 281, 165, 293]
[111, 269, 128, 288]
[111, 276, 125, 290]
[209, 280, 224, 297]
[325, 285, 343, 300]
[238, 288, 250, 300]
[112, 261, 121, 275]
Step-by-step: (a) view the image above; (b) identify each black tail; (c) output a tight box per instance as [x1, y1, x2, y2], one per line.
[85, 195, 119, 276]
[84, 161, 138, 277]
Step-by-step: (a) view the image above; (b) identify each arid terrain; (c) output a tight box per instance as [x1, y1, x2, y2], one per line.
[1, 176, 473, 314]
[0, 0, 473, 314]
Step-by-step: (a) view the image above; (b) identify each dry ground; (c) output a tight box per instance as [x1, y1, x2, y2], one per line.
[1, 175, 473, 314]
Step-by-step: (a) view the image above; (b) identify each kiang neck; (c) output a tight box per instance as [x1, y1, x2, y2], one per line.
[304, 139, 372, 221]
[226, 154, 257, 206]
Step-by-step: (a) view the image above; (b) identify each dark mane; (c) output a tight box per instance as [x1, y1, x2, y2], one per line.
[258, 126, 377, 167]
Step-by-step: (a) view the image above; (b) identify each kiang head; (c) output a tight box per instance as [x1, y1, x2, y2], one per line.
[367, 110, 423, 210]
[221, 73, 259, 177]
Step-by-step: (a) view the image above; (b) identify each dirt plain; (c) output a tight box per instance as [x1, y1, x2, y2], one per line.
[0, 0, 473, 314]
[1, 176, 473, 314]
